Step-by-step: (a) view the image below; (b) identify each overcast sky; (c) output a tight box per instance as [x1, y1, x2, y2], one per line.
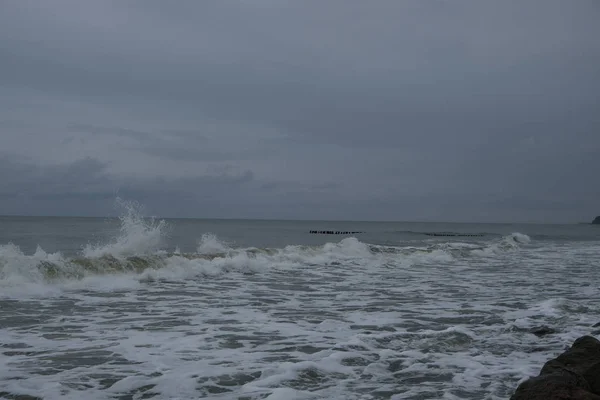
[1, 0, 599, 222]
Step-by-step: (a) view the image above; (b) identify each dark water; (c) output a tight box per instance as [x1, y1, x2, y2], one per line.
[1, 214, 599, 399]
[2, 215, 598, 255]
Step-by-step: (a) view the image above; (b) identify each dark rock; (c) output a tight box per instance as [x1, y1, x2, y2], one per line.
[554, 336, 600, 395]
[511, 335, 600, 399]
[530, 326, 558, 337]
[593, 322, 600, 328]
[593, 216, 600, 225]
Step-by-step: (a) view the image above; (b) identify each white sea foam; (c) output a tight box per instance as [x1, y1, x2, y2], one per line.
[82, 198, 167, 258]
[2, 251, 597, 400]
[0, 228, 536, 297]
[470, 232, 532, 257]
[0, 243, 64, 283]
[3, 204, 593, 399]
[197, 232, 232, 254]
[510, 232, 531, 244]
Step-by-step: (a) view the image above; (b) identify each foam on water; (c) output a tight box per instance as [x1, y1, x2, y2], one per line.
[0, 231, 532, 293]
[197, 233, 232, 254]
[82, 198, 167, 258]
[1, 206, 598, 399]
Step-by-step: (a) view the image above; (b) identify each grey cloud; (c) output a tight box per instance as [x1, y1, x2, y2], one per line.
[260, 181, 342, 193]
[0, 1, 598, 221]
[63, 122, 274, 163]
[0, 156, 254, 216]
[67, 124, 152, 141]
[0, 153, 597, 223]
[134, 145, 265, 163]
[65, 124, 215, 161]
[158, 129, 207, 141]
[0, 156, 110, 196]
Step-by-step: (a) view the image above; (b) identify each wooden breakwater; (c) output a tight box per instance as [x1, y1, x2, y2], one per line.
[423, 233, 484, 237]
[309, 230, 363, 235]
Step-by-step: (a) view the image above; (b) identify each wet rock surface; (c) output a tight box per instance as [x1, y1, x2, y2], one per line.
[511, 336, 600, 400]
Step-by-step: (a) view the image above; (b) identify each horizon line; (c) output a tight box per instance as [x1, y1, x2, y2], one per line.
[0, 214, 590, 226]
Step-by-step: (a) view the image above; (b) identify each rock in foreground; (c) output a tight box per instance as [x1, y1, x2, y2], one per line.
[593, 216, 600, 225]
[511, 336, 600, 399]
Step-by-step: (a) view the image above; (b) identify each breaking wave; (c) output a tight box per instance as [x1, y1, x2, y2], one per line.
[0, 238, 532, 287]
[0, 201, 532, 288]
[82, 198, 167, 258]
[197, 233, 232, 254]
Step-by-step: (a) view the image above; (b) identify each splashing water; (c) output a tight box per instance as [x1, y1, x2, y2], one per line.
[510, 232, 532, 244]
[3, 205, 597, 399]
[82, 198, 168, 258]
[197, 233, 232, 254]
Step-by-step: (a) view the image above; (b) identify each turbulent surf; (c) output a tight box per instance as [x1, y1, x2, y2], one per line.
[1, 204, 599, 399]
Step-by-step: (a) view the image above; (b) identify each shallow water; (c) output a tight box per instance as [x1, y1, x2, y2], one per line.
[1, 208, 599, 399]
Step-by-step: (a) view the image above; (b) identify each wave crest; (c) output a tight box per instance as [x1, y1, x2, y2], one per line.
[0, 233, 533, 289]
[0, 199, 534, 291]
[197, 233, 232, 255]
[82, 199, 167, 258]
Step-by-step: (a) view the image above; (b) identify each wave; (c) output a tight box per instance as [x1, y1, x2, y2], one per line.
[0, 200, 532, 287]
[197, 233, 232, 254]
[0, 237, 532, 286]
[82, 198, 167, 258]
[391, 230, 492, 237]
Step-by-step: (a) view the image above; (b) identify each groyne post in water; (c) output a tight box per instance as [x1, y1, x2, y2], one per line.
[309, 230, 363, 234]
[423, 233, 484, 237]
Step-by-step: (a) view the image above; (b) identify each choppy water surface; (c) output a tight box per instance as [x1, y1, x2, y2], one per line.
[1, 205, 600, 399]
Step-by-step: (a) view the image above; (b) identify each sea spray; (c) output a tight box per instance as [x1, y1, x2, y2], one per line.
[82, 198, 168, 258]
[197, 233, 232, 254]
[0, 199, 534, 287]
[510, 232, 531, 244]
[0, 243, 66, 283]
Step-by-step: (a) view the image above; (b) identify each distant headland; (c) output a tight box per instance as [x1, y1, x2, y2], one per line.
[593, 216, 600, 224]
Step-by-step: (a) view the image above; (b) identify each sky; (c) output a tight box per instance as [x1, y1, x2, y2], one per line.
[1, 0, 599, 223]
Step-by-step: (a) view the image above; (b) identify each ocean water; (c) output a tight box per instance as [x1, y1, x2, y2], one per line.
[1, 203, 600, 400]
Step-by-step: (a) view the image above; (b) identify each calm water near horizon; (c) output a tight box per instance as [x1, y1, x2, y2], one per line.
[1, 208, 600, 399]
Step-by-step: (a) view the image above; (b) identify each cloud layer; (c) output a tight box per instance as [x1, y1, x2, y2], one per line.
[1, 1, 599, 222]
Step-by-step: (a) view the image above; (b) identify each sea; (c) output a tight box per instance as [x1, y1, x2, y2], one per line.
[1, 202, 599, 400]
